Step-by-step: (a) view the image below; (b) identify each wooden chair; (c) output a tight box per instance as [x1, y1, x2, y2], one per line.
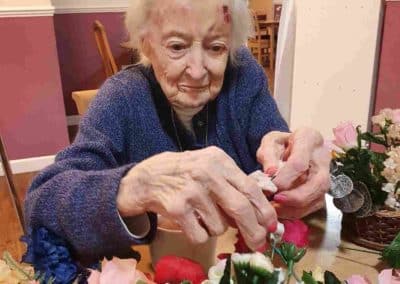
[0, 135, 25, 234]
[93, 20, 118, 78]
[248, 10, 271, 68]
[72, 89, 99, 115]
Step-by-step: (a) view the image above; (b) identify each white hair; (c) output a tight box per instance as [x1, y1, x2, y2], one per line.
[124, 0, 253, 65]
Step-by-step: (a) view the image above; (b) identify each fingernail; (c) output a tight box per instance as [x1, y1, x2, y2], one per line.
[267, 222, 277, 233]
[265, 166, 278, 176]
[274, 194, 287, 203]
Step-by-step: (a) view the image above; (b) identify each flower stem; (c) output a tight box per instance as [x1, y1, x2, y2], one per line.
[271, 239, 276, 261]
[2, 251, 33, 280]
[339, 245, 381, 255]
[286, 261, 294, 284]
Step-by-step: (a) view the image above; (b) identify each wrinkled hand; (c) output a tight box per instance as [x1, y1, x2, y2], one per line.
[256, 127, 331, 219]
[117, 146, 277, 250]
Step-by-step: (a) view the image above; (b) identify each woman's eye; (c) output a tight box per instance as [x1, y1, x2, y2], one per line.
[169, 43, 186, 52]
[210, 45, 226, 53]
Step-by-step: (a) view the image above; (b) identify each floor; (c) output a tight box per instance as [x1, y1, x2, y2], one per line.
[0, 172, 36, 260]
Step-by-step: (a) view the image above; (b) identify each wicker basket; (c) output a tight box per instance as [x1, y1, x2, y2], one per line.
[342, 210, 400, 250]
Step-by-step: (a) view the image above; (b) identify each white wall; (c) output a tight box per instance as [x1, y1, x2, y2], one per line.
[275, 0, 383, 137]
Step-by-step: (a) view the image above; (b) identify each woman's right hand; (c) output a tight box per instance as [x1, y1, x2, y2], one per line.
[116, 146, 276, 250]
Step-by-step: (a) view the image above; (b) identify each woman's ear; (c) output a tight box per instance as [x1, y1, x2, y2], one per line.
[140, 35, 152, 60]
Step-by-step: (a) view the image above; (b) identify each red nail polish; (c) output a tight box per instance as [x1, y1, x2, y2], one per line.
[265, 166, 278, 176]
[274, 194, 287, 203]
[267, 222, 277, 233]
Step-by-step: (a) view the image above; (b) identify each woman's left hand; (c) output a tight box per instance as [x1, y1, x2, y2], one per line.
[256, 127, 331, 219]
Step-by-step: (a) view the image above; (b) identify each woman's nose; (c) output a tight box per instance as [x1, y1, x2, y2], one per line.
[186, 45, 207, 80]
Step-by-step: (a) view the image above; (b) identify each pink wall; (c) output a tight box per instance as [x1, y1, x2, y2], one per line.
[0, 16, 69, 160]
[373, 1, 400, 114]
[53, 13, 133, 115]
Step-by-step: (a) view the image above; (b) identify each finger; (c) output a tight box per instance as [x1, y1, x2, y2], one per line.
[256, 131, 290, 173]
[273, 129, 323, 189]
[214, 152, 278, 230]
[273, 170, 330, 207]
[190, 191, 228, 237]
[177, 210, 209, 244]
[227, 172, 277, 230]
[209, 177, 267, 250]
[273, 197, 326, 219]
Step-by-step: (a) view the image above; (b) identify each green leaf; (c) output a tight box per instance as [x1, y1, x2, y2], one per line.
[324, 271, 341, 284]
[293, 248, 307, 263]
[180, 281, 192, 284]
[2, 251, 33, 280]
[302, 271, 318, 284]
[220, 255, 232, 284]
[382, 232, 400, 269]
[360, 132, 388, 147]
[273, 247, 287, 265]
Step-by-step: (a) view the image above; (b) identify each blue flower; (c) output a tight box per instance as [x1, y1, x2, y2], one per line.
[21, 227, 78, 284]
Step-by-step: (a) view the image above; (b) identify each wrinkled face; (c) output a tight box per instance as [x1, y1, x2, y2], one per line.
[142, 0, 231, 111]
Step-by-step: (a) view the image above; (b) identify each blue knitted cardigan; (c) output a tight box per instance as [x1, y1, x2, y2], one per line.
[24, 47, 288, 261]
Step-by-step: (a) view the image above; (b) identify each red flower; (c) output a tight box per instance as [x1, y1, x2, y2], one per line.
[154, 256, 207, 284]
[234, 232, 252, 253]
[282, 220, 309, 248]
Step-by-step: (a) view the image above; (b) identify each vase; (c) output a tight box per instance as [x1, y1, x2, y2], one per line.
[149, 219, 217, 272]
[342, 210, 400, 250]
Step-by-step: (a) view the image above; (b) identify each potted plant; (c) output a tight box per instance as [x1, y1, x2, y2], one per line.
[330, 108, 400, 250]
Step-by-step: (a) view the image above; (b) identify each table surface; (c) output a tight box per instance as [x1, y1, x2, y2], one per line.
[134, 196, 383, 282]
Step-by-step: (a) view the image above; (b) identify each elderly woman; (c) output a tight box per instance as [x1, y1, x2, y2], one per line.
[25, 0, 330, 261]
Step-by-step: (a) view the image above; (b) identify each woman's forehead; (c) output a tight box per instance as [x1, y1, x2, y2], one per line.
[149, 0, 231, 38]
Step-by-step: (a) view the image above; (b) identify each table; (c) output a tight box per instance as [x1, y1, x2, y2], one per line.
[134, 196, 382, 282]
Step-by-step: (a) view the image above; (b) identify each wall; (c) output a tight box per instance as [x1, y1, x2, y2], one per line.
[53, 12, 132, 116]
[373, 0, 400, 113]
[0, 2, 69, 160]
[0, 0, 50, 6]
[275, 0, 383, 137]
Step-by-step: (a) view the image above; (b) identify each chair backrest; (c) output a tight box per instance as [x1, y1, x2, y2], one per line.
[72, 89, 99, 115]
[0, 135, 25, 233]
[250, 10, 268, 41]
[93, 20, 118, 78]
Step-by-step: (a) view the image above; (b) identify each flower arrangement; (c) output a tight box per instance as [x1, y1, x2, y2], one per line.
[2, 221, 400, 284]
[330, 108, 400, 215]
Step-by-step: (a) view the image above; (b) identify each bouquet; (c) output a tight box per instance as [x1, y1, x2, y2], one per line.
[329, 108, 400, 216]
[2, 221, 400, 284]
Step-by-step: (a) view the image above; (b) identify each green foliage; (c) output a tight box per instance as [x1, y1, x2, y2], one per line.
[336, 145, 388, 205]
[323, 271, 341, 284]
[220, 255, 232, 284]
[382, 231, 400, 269]
[301, 271, 322, 284]
[273, 243, 306, 265]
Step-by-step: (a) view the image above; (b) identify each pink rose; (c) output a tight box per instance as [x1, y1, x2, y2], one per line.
[378, 269, 400, 284]
[333, 121, 358, 150]
[87, 257, 154, 284]
[346, 275, 371, 284]
[282, 219, 309, 248]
